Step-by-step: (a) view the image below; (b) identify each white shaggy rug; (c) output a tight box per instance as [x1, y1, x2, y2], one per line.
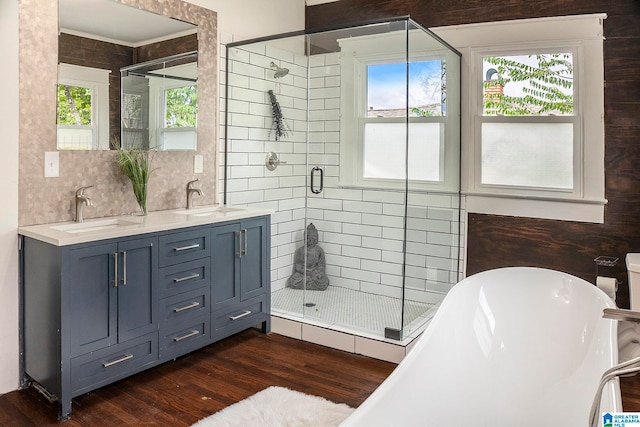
[191, 386, 354, 427]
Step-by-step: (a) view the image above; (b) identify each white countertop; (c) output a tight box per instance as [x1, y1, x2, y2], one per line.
[18, 205, 273, 246]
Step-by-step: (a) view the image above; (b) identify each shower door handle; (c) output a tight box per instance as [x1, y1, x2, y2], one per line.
[310, 167, 323, 194]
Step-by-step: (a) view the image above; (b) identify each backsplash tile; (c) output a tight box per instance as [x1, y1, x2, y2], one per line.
[18, 0, 218, 226]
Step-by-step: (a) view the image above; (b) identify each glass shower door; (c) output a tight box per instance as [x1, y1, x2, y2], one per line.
[301, 21, 414, 337]
[401, 21, 462, 338]
[224, 17, 461, 341]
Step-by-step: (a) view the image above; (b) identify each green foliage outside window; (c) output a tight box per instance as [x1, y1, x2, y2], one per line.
[57, 85, 92, 125]
[483, 53, 573, 116]
[165, 85, 198, 128]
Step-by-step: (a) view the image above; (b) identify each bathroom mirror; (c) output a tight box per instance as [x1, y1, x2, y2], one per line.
[58, 0, 198, 151]
[120, 52, 198, 151]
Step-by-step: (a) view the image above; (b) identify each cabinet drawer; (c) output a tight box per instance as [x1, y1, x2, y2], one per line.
[159, 258, 210, 298]
[159, 229, 210, 267]
[161, 287, 210, 324]
[160, 314, 210, 360]
[212, 294, 267, 340]
[71, 332, 158, 395]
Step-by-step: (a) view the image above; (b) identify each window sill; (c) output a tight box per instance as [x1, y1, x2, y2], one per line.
[464, 192, 607, 223]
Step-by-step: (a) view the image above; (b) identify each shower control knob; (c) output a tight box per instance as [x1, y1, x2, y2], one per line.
[265, 151, 287, 171]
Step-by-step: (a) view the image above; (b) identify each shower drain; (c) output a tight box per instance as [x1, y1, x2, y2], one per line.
[304, 302, 316, 307]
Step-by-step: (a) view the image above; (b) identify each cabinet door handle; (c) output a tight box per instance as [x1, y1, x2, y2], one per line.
[236, 229, 248, 257]
[173, 243, 200, 252]
[113, 252, 119, 287]
[174, 301, 200, 313]
[121, 251, 127, 285]
[174, 330, 200, 342]
[102, 354, 133, 368]
[173, 273, 200, 283]
[229, 310, 252, 321]
[242, 229, 248, 256]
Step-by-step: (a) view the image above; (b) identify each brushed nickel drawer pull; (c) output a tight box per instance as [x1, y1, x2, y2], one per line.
[242, 229, 248, 256]
[173, 273, 200, 283]
[121, 251, 127, 285]
[229, 310, 252, 321]
[173, 243, 200, 252]
[113, 252, 119, 287]
[174, 301, 200, 313]
[102, 354, 133, 368]
[174, 330, 200, 342]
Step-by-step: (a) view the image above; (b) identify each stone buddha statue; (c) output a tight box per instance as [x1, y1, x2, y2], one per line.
[286, 223, 329, 291]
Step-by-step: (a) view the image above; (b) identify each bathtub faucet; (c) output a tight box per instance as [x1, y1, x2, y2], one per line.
[589, 353, 640, 427]
[589, 308, 640, 427]
[602, 307, 640, 323]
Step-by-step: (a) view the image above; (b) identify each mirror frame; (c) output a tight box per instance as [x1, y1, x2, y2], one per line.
[58, 2, 199, 151]
[18, 0, 218, 225]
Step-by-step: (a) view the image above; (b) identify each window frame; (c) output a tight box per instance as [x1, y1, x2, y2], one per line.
[148, 64, 198, 151]
[473, 44, 582, 198]
[432, 14, 606, 223]
[338, 30, 461, 194]
[57, 63, 110, 150]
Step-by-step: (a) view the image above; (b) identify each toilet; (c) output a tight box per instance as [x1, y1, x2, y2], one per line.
[627, 253, 640, 311]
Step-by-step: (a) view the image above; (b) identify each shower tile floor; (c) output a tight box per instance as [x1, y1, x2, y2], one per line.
[271, 286, 440, 340]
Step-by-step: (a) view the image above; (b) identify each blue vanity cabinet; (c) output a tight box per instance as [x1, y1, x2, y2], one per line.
[21, 234, 159, 420]
[157, 227, 212, 361]
[211, 216, 270, 340]
[20, 212, 271, 420]
[67, 236, 158, 356]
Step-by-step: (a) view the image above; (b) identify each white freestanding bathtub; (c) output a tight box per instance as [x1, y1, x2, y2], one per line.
[341, 267, 622, 427]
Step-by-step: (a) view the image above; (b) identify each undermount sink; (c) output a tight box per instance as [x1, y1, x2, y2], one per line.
[172, 205, 245, 217]
[51, 218, 140, 234]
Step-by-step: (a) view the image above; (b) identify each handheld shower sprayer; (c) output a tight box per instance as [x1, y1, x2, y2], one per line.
[270, 62, 289, 79]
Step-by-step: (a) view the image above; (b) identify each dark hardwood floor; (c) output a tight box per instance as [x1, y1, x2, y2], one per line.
[2, 328, 640, 426]
[622, 377, 640, 411]
[0, 329, 394, 426]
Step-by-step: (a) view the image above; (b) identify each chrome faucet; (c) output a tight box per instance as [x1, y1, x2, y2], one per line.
[186, 179, 203, 209]
[75, 186, 93, 223]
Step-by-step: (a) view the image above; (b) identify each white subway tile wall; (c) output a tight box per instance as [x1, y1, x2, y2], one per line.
[220, 41, 465, 332]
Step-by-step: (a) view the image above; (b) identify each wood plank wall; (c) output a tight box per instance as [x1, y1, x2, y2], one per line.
[58, 34, 197, 148]
[306, 0, 640, 308]
[134, 34, 197, 63]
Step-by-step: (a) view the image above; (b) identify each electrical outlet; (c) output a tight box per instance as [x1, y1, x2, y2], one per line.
[194, 154, 204, 174]
[44, 151, 59, 177]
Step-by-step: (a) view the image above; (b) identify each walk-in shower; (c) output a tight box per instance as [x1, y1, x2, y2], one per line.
[222, 17, 462, 342]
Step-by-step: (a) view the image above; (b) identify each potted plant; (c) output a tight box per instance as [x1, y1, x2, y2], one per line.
[115, 148, 154, 215]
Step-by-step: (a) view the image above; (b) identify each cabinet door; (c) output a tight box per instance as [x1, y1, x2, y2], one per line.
[211, 222, 241, 308]
[66, 242, 118, 357]
[117, 237, 158, 343]
[239, 217, 269, 301]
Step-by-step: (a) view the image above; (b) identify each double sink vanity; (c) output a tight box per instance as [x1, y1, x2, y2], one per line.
[18, 205, 272, 419]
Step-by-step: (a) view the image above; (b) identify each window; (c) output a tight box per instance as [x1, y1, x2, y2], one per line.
[363, 60, 445, 183]
[57, 63, 110, 150]
[164, 85, 198, 128]
[148, 63, 198, 151]
[339, 31, 460, 193]
[432, 14, 606, 223]
[477, 49, 578, 192]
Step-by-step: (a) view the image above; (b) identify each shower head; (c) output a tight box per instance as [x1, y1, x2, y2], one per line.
[270, 61, 289, 79]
